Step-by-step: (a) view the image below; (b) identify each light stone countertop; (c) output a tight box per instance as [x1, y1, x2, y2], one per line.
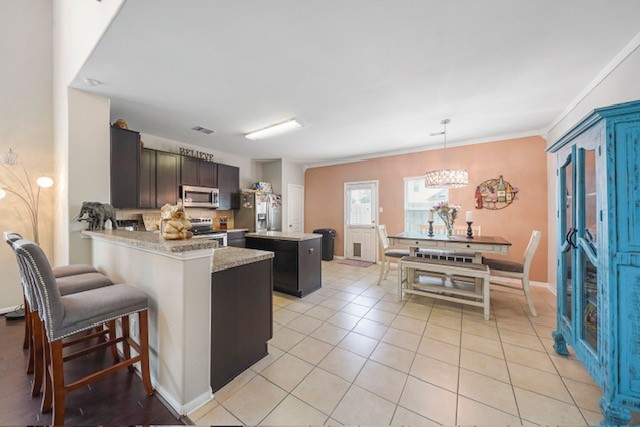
[81, 229, 219, 253]
[245, 231, 322, 241]
[211, 246, 274, 273]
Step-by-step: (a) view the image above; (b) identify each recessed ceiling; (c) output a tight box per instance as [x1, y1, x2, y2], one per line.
[73, 0, 640, 163]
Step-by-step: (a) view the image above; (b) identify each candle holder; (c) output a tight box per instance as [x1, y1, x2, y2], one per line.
[428, 221, 434, 237]
[466, 221, 474, 239]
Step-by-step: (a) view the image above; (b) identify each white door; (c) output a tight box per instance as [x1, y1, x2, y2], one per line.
[344, 181, 378, 262]
[287, 184, 304, 232]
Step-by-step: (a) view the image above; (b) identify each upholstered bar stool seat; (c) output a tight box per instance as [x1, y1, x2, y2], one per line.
[52, 264, 98, 278]
[56, 285, 147, 340]
[385, 248, 410, 258]
[56, 272, 113, 296]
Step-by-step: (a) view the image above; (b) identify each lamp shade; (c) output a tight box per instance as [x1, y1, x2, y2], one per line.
[424, 169, 469, 188]
[36, 176, 54, 188]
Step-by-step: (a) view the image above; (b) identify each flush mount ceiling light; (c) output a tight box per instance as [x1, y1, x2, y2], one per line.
[424, 119, 469, 189]
[83, 77, 101, 86]
[245, 118, 303, 140]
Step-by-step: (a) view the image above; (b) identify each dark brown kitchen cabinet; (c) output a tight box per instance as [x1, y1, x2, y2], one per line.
[110, 127, 140, 208]
[245, 236, 321, 297]
[181, 156, 217, 187]
[156, 151, 180, 207]
[210, 259, 272, 393]
[217, 163, 240, 210]
[138, 148, 156, 208]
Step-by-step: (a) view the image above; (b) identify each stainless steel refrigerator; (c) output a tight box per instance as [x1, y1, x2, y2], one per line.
[236, 191, 282, 232]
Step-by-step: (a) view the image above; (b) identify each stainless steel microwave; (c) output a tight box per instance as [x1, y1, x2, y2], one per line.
[181, 185, 219, 208]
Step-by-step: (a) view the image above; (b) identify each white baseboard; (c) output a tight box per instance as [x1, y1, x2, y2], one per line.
[0, 305, 21, 315]
[153, 382, 213, 416]
[490, 276, 556, 296]
[333, 255, 345, 260]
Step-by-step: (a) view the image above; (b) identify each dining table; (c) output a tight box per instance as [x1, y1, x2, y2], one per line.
[387, 232, 512, 299]
[387, 232, 512, 263]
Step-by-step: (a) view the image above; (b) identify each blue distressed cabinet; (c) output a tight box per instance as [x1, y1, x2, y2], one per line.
[548, 100, 640, 425]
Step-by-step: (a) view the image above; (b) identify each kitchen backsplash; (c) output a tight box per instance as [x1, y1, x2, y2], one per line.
[116, 208, 235, 230]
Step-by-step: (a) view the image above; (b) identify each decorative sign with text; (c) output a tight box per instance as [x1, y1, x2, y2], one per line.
[179, 148, 214, 162]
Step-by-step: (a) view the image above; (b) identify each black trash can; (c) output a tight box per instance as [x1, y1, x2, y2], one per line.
[313, 228, 337, 261]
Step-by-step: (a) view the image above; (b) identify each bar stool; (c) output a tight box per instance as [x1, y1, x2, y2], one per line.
[4, 232, 116, 399]
[14, 239, 153, 424]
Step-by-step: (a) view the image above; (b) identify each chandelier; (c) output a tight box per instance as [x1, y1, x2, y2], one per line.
[424, 119, 468, 188]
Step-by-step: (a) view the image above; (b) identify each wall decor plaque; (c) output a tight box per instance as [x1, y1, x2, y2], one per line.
[474, 175, 518, 210]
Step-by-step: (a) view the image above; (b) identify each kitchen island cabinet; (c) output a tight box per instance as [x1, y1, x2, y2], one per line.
[211, 247, 272, 392]
[245, 231, 322, 297]
[81, 230, 273, 416]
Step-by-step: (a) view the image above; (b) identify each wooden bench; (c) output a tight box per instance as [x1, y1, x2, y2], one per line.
[398, 256, 492, 320]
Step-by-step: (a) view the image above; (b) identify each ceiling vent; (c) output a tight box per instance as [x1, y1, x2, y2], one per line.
[191, 126, 215, 135]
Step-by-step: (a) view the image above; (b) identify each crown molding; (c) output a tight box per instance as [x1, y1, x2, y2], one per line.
[545, 30, 640, 136]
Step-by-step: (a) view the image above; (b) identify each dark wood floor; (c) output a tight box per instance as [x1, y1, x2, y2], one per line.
[0, 315, 185, 425]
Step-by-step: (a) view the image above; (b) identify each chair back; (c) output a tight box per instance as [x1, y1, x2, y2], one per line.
[431, 225, 482, 236]
[3, 231, 37, 309]
[377, 225, 390, 250]
[13, 239, 63, 339]
[523, 230, 542, 274]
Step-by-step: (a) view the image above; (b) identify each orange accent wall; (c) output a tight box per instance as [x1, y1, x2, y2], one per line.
[305, 136, 549, 282]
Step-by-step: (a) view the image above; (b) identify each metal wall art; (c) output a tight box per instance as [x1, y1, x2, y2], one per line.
[474, 175, 518, 210]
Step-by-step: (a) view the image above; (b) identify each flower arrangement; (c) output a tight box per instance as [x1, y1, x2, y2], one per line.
[431, 202, 461, 237]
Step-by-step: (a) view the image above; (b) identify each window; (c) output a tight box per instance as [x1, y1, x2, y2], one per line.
[403, 176, 448, 233]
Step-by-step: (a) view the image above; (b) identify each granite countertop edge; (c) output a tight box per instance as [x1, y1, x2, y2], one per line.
[212, 247, 274, 273]
[81, 230, 218, 253]
[245, 231, 322, 241]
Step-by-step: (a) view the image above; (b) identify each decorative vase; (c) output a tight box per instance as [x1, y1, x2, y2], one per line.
[445, 221, 454, 237]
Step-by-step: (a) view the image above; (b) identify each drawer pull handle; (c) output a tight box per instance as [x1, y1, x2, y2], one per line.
[309, 248, 315, 253]
[466, 244, 470, 248]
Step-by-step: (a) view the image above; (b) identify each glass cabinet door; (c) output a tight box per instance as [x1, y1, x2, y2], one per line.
[558, 148, 576, 330]
[576, 146, 599, 354]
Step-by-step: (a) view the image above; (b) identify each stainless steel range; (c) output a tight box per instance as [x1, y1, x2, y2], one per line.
[189, 218, 227, 246]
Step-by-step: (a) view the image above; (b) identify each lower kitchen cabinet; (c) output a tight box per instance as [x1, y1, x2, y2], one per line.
[210, 259, 272, 393]
[245, 236, 321, 297]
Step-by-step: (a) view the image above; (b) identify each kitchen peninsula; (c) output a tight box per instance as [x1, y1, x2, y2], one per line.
[81, 230, 274, 416]
[245, 231, 322, 297]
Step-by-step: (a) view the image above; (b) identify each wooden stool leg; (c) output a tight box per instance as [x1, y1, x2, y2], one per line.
[96, 324, 106, 343]
[138, 310, 154, 395]
[107, 320, 119, 362]
[50, 340, 66, 425]
[26, 307, 34, 374]
[23, 297, 30, 349]
[41, 330, 52, 413]
[483, 275, 490, 321]
[377, 257, 385, 285]
[121, 316, 133, 372]
[30, 312, 43, 396]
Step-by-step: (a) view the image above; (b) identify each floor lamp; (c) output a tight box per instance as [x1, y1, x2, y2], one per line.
[0, 149, 54, 319]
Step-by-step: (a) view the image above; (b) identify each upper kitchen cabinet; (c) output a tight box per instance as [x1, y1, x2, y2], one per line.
[217, 163, 240, 210]
[110, 126, 140, 208]
[139, 148, 157, 209]
[181, 156, 218, 188]
[156, 151, 180, 207]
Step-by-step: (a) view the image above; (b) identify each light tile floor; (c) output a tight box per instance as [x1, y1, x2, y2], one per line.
[190, 260, 608, 426]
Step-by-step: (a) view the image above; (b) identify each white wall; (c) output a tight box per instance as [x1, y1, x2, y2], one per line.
[68, 89, 112, 264]
[53, 0, 124, 265]
[0, 0, 54, 312]
[281, 159, 305, 231]
[140, 133, 263, 188]
[544, 40, 640, 288]
[261, 160, 282, 194]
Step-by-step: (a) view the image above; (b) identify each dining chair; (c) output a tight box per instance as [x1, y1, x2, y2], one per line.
[377, 225, 410, 285]
[13, 239, 153, 424]
[483, 230, 541, 316]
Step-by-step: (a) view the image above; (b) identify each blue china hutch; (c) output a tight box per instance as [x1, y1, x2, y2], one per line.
[547, 100, 640, 425]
